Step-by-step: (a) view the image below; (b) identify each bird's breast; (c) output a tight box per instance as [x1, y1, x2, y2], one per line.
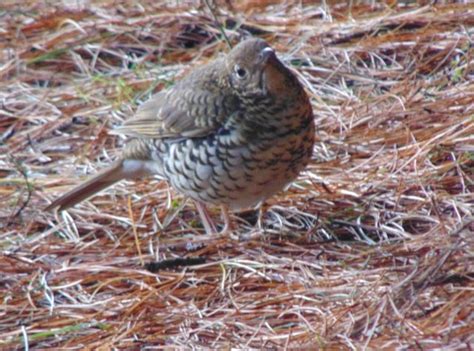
[157, 111, 314, 210]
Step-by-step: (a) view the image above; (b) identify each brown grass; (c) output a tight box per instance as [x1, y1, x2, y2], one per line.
[1, 1, 473, 349]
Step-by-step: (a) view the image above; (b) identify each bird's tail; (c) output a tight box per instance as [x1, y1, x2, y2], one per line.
[45, 159, 153, 211]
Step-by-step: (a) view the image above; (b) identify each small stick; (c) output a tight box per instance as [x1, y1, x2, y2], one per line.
[203, 0, 232, 49]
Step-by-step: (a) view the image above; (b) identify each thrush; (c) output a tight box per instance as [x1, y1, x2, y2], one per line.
[46, 38, 315, 233]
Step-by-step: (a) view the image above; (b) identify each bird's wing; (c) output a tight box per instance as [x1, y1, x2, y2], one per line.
[112, 63, 236, 139]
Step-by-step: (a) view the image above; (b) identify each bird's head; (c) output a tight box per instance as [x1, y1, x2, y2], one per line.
[225, 38, 297, 99]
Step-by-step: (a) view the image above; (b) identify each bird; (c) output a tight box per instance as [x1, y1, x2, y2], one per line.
[45, 38, 315, 234]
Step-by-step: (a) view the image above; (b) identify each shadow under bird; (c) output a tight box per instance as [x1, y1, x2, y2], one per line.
[46, 38, 315, 234]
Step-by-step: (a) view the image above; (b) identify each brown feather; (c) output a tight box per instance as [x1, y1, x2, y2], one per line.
[111, 59, 237, 140]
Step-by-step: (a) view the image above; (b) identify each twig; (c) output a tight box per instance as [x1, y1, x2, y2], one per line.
[128, 196, 144, 266]
[203, 0, 232, 49]
[7, 156, 33, 223]
[145, 257, 206, 272]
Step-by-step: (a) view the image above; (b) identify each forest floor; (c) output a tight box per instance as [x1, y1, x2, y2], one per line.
[1, 1, 473, 349]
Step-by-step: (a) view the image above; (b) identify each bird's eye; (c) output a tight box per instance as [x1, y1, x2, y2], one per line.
[234, 65, 247, 79]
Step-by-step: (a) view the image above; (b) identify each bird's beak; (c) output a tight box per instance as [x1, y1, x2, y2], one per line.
[261, 47, 286, 95]
[261, 47, 276, 63]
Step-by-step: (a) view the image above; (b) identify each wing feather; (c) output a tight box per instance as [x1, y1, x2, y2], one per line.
[111, 60, 236, 140]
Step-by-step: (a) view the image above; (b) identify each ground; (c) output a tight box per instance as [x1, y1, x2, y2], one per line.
[1, 1, 473, 349]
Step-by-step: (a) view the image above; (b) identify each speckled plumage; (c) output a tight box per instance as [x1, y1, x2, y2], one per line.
[46, 38, 315, 230]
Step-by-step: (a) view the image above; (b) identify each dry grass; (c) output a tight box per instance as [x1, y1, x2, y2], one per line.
[1, 0, 473, 349]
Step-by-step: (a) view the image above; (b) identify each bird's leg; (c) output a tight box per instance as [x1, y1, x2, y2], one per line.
[195, 201, 217, 235]
[257, 202, 269, 230]
[219, 204, 235, 235]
